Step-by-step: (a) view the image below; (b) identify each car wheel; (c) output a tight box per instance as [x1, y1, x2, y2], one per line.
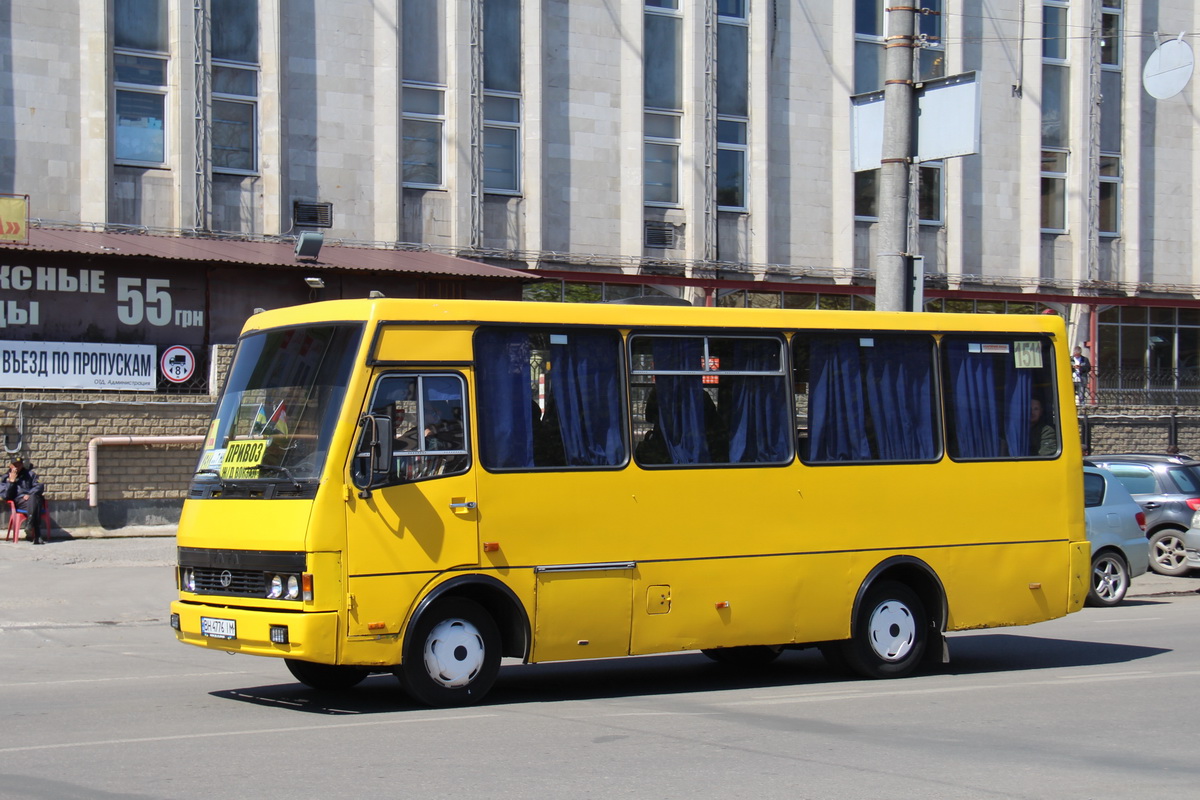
[838, 581, 928, 679]
[284, 659, 370, 691]
[1148, 529, 1189, 577]
[1087, 551, 1130, 607]
[701, 645, 782, 667]
[397, 597, 501, 707]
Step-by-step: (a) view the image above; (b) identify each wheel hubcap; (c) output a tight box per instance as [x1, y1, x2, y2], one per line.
[1155, 536, 1185, 569]
[867, 599, 916, 662]
[1093, 557, 1125, 600]
[423, 617, 486, 688]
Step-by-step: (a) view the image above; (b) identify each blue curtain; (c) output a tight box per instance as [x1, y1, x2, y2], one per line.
[946, 341, 1033, 459]
[550, 332, 623, 465]
[947, 343, 1000, 458]
[861, 338, 937, 460]
[1003, 358, 1033, 456]
[476, 330, 535, 468]
[651, 338, 710, 464]
[808, 337, 871, 461]
[727, 340, 791, 463]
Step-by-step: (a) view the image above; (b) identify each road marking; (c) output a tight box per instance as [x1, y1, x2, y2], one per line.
[0, 714, 498, 754]
[724, 669, 1200, 706]
[0, 672, 246, 688]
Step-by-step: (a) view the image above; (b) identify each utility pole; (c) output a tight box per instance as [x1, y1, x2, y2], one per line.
[876, 3, 917, 312]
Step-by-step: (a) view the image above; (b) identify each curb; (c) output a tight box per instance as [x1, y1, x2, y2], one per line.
[46, 525, 177, 540]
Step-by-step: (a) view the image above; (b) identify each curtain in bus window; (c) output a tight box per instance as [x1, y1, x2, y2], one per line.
[651, 338, 711, 464]
[808, 336, 871, 461]
[946, 341, 1032, 458]
[727, 340, 791, 463]
[549, 331, 623, 466]
[861, 338, 937, 460]
[476, 330, 536, 468]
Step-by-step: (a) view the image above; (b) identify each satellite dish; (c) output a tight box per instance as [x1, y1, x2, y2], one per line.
[1143, 34, 1194, 100]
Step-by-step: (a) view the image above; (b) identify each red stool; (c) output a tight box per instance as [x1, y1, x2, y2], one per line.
[6, 498, 50, 543]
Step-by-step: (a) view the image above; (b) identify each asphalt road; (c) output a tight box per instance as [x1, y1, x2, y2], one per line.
[3, 537, 1200, 799]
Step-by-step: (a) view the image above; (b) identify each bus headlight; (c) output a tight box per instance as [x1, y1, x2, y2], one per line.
[286, 575, 301, 600]
[181, 568, 195, 592]
[268, 574, 284, 599]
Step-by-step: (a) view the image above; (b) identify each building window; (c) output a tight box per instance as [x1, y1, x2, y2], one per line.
[918, 162, 942, 225]
[484, 94, 521, 193]
[854, 0, 885, 94]
[645, 112, 681, 205]
[1041, 2, 1069, 232]
[645, 1, 682, 205]
[717, 2, 748, 210]
[484, 0, 521, 194]
[210, 0, 259, 174]
[1099, 2, 1122, 236]
[853, 3, 944, 221]
[1041, 150, 1068, 232]
[854, 169, 879, 219]
[403, 85, 445, 187]
[113, 0, 167, 165]
[917, 0, 945, 81]
[1099, 155, 1121, 235]
[1101, 1, 1122, 67]
[717, 120, 747, 209]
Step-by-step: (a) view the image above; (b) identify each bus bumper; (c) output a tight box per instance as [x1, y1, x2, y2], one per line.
[170, 600, 339, 661]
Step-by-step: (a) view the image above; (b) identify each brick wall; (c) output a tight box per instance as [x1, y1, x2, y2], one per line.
[1078, 406, 1200, 458]
[0, 345, 235, 533]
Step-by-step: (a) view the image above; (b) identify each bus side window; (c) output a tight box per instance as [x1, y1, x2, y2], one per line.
[476, 327, 625, 470]
[631, 334, 791, 467]
[363, 374, 469, 484]
[942, 336, 1060, 460]
[794, 333, 939, 464]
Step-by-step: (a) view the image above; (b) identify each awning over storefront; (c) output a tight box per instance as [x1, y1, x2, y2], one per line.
[2, 227, 532, 281]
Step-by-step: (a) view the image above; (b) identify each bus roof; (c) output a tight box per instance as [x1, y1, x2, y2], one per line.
[240, 297, 1067, 338]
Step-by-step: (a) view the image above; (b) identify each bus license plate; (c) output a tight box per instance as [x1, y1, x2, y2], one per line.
[201, 617, 236, 639]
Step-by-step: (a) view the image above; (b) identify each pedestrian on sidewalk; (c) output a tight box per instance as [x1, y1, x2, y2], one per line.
[2, 456, 47, 544]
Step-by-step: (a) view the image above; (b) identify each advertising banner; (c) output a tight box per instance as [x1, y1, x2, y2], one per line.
[0, 340, 157, 391]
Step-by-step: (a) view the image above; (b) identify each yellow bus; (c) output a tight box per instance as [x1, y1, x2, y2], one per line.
[170, 298, 1088, 706]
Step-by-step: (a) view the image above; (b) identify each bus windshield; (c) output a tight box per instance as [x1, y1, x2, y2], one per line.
[194, 324, 363, 485]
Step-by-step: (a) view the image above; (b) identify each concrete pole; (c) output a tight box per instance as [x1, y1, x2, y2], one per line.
[875, 3, 917, 312]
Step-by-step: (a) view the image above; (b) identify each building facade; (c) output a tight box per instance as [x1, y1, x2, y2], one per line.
[4, 1, 1200, 527]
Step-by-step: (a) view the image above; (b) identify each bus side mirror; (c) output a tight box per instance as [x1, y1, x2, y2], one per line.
[355, 413, 394, 497]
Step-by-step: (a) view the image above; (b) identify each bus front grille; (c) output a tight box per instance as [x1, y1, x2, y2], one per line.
[192, 568, 266, 596]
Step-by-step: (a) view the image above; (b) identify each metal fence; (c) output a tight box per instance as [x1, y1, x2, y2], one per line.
[1090, 370, 1200, 407]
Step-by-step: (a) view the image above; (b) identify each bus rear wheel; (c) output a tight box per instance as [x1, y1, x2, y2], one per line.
[841, 581, 927, 679]
[285, 659, 370, 691]
[398, 597, 501, 707]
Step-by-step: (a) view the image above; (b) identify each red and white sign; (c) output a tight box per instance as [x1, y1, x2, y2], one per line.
[160, 345, 195, 383]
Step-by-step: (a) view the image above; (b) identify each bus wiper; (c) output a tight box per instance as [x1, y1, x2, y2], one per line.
[256, 464, 303, 489]
[193, 468, 221, 477]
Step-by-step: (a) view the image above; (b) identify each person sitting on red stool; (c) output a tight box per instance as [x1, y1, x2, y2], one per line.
[2, 456, 46, 544]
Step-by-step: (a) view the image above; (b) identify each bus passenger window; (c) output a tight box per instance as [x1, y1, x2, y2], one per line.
[630, 334, 792, 467]
[942, 336, 1060, 460]
[793, 334, 940, 464]
[476, 327, 625, 470]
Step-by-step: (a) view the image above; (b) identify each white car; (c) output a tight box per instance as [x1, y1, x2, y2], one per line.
[1084, 466, 1150, 607]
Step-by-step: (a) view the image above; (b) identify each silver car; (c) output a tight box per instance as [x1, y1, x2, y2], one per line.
[1182, 515, 1200, 572]
[1084, 466, 1150, 607]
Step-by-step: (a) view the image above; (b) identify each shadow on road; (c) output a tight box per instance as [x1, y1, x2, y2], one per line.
[210, 632, 1168, 713]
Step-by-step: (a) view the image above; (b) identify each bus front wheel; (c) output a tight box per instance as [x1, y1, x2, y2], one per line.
[285, 659, 370, 691]
[841, 581, 927, 679]
[398, 597, 501, 707]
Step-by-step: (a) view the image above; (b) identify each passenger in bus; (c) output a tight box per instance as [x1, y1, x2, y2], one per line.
[1030, 396, 1056, 456]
